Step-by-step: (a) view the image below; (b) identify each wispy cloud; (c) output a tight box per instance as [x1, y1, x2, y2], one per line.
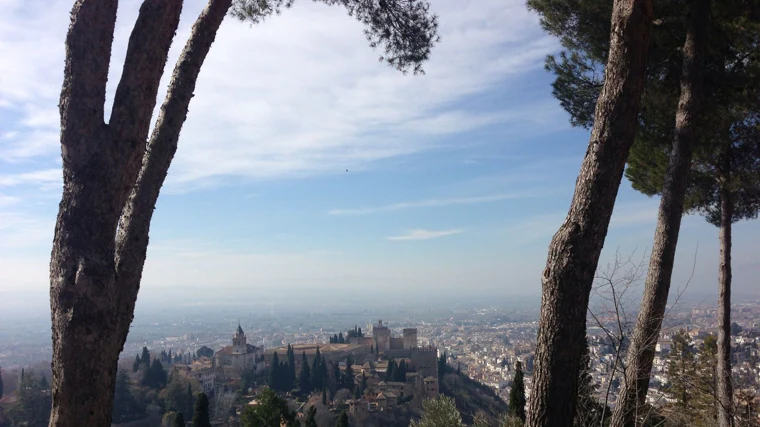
[0, 193, 20, 207]
[329, 192, 541, 216]
[0, 168, 61, 189]
[386, 229, 464, 241]
[0, 0, 559, 188]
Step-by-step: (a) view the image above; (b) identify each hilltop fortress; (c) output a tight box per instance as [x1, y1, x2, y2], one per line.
[265, 320, 439, 378]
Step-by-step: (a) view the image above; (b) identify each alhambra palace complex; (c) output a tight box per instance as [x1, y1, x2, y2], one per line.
[180, 320, 441, 414]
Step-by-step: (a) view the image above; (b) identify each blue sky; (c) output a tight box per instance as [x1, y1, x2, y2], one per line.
[0, 0, 758, 311]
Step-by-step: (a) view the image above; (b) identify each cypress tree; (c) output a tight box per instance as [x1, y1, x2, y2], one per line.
[269, 352, 280, 390]
[173, 412, 185, 427]
[141, 347, 150, 364]
[360, 373, 367, 394]
[385, 358, 395, 381]
[299, 352, 312, 393]
[395, 359, 407, 382]
[345, 363, 355, 391]
[305, 406, 318, 427]
[186, 383, 194, 421]
[113, 370, 138, 423]
[338, 332, 344, 344]
[336, 410, 349, 427]
[319, 354, 328, 390]
[150, 359, 167, 389]
[437, 352, 447, 378]
[332, 362, 341, 391]
[280, 361, 288, 390]
[322, 387, 327, 405]
[287, 344, 296, 389]
[311, 348, 323, 391]
[508, 361, 526, 423]
[192, 392, 211, 427]
[0, 366, 4, 399]
[133, 354, 141, 372]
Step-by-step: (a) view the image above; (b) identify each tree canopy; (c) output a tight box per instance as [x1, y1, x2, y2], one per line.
[192, 392, 211, 427]
[410, 396, 464, 427]
[508, 361, 526, 423]
[240, 388, 297, 427]
[527, 0, 760, 222]
[231, 0, 439, 74]
[196, 346, 215, 359]
[335, 410, 349, 427]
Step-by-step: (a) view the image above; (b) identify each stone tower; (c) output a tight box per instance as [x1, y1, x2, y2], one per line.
[403, 328, 418, 349]
[372, 320, 391, 353]
[232, 324, 247, 354]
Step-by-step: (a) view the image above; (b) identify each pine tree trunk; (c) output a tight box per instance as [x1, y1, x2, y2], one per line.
[49, 1, 231, 426]
[525, 1, 653, 426]
[717, 164, 734, 427]
[609, 2, 708, 426]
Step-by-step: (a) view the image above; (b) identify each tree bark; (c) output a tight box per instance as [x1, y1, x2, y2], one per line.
[717, 150, 734, 427]
[525, 1, 653, 426]
[49, 0, 230, 426]
[609, 2, 709, 426]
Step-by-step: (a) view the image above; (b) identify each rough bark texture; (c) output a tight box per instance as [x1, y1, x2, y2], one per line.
[49, 0, 230, 426]
[717, 160, 734, 427]
[525, 1, 653, 426]
[609, 2, 708, 426]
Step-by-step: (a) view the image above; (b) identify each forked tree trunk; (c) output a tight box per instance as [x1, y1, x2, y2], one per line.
[49, 0, 231, 426]
[609, 2, 709, 426]
[717, 160, 734, 427]
[525, 1, 653, 426]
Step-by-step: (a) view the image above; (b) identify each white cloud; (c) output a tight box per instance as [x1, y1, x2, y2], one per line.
[386, 229, 464, 241]
[0, 193, 20, 207]
[0, 168, 61, 189]
[0, 0, 559, 186]
[329, 191, 544, 216]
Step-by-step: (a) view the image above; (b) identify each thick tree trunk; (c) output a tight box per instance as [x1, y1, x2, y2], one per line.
[49, 1, 230, 426]
[717, 165, 734, 427]
[525, 1, 653, 426]
[609, 2, 708, 426]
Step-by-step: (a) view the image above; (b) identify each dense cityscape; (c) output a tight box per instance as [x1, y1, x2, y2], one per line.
[3, 295, 759, 426]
